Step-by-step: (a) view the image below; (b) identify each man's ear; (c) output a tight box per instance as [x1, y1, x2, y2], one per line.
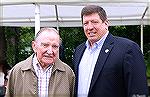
[105, 22, 108, 25]
[104, 20, 109, 26]
[32, 41, 37, 53]
[103, 20, 109, 30]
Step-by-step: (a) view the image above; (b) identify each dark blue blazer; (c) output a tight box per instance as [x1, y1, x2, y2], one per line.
[73, 33, 148, 97]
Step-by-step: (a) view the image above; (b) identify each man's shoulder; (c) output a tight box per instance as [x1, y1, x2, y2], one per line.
[10, 55, 33, 72]
[113, 36, 140, 50]
[58, 59, 74, 72]
[76, 42, 86, 49]
[114, 36, 137, 45]
[55, 59, 75, 77]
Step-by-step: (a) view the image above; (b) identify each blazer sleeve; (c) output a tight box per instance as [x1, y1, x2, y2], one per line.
[123, 42, 148, 97]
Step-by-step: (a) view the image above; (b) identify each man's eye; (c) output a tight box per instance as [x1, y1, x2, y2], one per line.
[83, 22, 88, 26]
[41, 43, 48, 47]
[52, 45, 59, 49]
[92, 21, 98, 24]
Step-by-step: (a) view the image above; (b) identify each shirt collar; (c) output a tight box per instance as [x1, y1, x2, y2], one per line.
[33, 54, 53, 72]
[21, 54, 65, 72]
[32, 54, 39, 69]
[33, 54, 66, 73]
[85, 31, 109, 49]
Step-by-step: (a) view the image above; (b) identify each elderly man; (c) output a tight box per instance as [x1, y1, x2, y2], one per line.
[6, 28, 75, 97]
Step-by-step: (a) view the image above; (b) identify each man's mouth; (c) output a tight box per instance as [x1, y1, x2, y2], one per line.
[89, 32, 96, 37]
[44, 55, 53, 58]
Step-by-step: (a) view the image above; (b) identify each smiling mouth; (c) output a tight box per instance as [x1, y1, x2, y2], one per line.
[44, 55, 53, 58]
[89, 32, 95, 37]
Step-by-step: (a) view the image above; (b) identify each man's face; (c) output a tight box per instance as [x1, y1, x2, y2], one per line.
[32, 31, 60, 68]
[83, 13, 108, 45]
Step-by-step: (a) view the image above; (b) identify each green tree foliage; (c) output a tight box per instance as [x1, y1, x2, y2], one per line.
[18, 27, 34, 61]
[5, 27, 17, 66]
[4, 26, 150, 76]
[146, 51, 150, 78]
[109, 25, 140, 44]
[59, 27, 86, 67]
[5, 27, 34, 66]
[143, 26, 150, 78]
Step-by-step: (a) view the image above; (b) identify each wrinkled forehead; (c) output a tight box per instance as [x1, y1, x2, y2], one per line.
[35, 31, 61, 45]
[35, 28, 59, 38]
[37, 31, 59, 40]
[34, 28, 62, 44]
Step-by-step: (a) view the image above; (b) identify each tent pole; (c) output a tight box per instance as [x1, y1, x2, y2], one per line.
[35, 3, 40, 36]
[54, 5, 60, 58]
[55, 5, 59, 32]
[140, 6, 148, 53]
[140, 23, 143, 53]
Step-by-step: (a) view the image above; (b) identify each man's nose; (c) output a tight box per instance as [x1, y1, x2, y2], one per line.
[47, 46, 53, 54]
[87, 22, 94, 30]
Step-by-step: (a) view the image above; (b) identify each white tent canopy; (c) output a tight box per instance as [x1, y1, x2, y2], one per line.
[0, 0, 150, 52]
[0, 0, 150, 27]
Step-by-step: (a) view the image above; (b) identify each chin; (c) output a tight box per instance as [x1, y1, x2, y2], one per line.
[43, 60, 53, 65]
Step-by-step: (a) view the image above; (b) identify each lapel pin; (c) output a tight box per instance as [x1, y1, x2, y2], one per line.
[105, 49, 109, 53]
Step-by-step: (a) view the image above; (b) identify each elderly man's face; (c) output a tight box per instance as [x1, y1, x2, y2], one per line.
[32, 31, 60, 68]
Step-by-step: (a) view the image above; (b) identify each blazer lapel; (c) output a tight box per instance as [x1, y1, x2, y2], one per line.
[74, 43, 86, 97]
[89, 33, 115, 92]
[74, 42, 86, 74]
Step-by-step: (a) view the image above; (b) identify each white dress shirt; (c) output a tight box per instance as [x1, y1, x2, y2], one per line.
[78, 32, 109, 97]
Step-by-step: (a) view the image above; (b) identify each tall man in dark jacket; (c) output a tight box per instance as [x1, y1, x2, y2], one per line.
[73, 5, 148, 97]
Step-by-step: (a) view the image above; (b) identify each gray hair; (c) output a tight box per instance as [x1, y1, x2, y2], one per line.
[35, 27, 62, 45]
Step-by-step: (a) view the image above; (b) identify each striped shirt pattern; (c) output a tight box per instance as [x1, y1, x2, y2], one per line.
[33, 55, 52, 97]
